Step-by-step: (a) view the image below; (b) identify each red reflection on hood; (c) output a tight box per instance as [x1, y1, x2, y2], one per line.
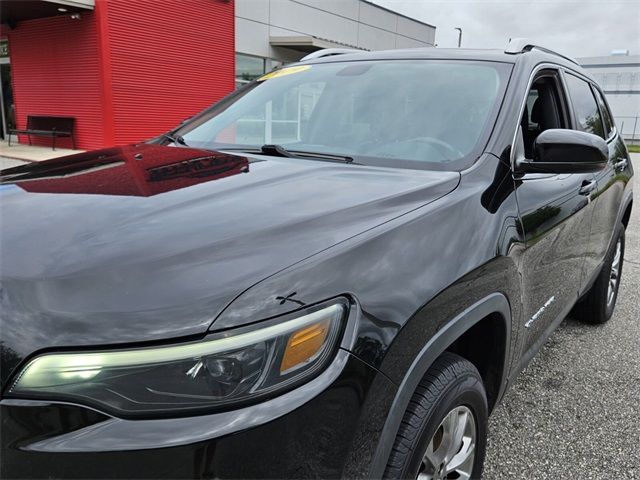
[2, 144, 250, 197]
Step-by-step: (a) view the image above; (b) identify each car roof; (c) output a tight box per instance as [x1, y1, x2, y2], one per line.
[302, 47, 513, 64]
[300, 46, 587, 76]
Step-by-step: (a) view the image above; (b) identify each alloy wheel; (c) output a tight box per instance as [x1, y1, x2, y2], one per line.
[417, 406, 476, 480]
[607, 238, 622, 308]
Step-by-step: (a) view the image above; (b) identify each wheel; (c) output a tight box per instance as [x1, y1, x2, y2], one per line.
[384, 352, 487, 480]
[574, 223, 625, 324]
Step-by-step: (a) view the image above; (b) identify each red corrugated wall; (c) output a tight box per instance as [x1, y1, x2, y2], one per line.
[7, 14, 104, 149]
[106, 0, 235, 145]
[7, 0, 234, 150]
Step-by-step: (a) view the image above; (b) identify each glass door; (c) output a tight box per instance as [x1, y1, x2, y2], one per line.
[1, 63, 15, 140]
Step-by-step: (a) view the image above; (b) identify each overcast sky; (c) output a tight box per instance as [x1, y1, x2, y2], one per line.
[372, 0, 640, 58]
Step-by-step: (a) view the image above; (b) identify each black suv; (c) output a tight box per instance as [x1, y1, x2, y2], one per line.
[0, 40, 633, 479]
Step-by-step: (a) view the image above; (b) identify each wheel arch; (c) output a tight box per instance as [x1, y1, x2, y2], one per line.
[369, 293, 511, 478]
[446, 311, 509, 413]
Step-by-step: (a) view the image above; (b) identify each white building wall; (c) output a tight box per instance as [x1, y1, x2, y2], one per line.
[235, 0, 436, 65]
[579, 55, 640, 141]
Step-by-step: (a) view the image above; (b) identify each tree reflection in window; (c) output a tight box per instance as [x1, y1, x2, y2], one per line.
[565, 74, 606, 139]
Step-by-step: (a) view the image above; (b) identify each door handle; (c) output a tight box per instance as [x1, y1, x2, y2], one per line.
[579, 180, 597, 196]
[614, 158, 628, 171]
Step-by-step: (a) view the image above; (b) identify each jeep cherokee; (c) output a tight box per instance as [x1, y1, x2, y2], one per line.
[0, 39, 633, 479]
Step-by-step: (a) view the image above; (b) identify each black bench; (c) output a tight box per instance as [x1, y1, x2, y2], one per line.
[9, 115, 76, 150]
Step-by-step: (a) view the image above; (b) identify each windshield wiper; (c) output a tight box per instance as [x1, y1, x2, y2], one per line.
[261, 144, 295, 157]
[259, 144, 354, 163]
[161, 133, 189, 147]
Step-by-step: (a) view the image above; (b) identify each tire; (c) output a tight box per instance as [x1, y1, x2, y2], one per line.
[574, 223, 625, 324]
[384, 352, 488, 480]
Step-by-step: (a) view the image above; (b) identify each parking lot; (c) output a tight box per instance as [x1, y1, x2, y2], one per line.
[485, 153, 640, 479]
[0, 152, 638, 478]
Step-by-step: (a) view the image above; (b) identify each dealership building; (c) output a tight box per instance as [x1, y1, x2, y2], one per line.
[0, 0, 435, 150]
[578, 52, 640, 143]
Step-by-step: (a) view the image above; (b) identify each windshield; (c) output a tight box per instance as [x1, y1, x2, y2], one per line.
[173, 60, 512, 170]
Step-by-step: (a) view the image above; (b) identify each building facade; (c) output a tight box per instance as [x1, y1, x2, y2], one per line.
[578, 53, 640, 143]
[0, 0, 435, 150]
[235, 0, 435, 86]
[1, 0, 235, 150]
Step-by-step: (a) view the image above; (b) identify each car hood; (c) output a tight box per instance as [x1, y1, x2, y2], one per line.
[0, 144, 459, 386]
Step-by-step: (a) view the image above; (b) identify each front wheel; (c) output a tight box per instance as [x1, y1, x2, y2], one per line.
[574, 223, 625, 324]
[384, 352, 487, 480]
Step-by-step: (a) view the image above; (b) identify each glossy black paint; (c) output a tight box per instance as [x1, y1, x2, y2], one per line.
[535, 128, 608, 161]
[588, 134, 630, 279]
[0, 47, 634, 479]
[515, 166, 596, 353]
[0, 143, 457, 386]
[515, 128, 609, 173]
[1, 352, 394, 479]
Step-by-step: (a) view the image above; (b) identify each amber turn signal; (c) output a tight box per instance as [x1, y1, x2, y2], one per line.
[280, 319, 331, 373]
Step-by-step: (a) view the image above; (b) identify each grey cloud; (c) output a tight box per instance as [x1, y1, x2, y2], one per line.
[373, 0, 640, 57]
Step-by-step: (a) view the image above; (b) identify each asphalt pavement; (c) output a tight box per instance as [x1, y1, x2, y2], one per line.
[485, 153, 640, 479]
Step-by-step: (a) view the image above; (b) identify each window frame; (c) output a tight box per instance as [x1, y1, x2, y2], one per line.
[531, 69, 572, 130]
[510, 63, 572, 167]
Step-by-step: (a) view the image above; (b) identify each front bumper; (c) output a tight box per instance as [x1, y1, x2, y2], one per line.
[0, 350, 396, 479]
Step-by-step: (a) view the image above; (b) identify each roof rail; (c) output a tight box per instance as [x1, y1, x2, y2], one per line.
[504, 38, 579, 65]
[300, 48, 362, 62]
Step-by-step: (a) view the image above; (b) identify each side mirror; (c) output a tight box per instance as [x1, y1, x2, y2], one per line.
[515, 129, 608, 174]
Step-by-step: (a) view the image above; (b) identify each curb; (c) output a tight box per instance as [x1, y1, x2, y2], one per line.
[0, 153, 38, 163]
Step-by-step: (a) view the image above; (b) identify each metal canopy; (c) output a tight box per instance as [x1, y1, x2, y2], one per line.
[1, 0, 94, 27]
[270, 36, 362, 54]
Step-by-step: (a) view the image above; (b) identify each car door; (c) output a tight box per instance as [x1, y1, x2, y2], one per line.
[564, 74, 627, 280]
[513, 69, 598, 357]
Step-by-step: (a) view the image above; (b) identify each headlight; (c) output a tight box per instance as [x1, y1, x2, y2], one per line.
[7, 302, 346, 417]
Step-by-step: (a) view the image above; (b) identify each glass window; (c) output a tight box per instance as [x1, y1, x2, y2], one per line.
[520, 73, 567, 159]
[565, 74, 605, 139]
[235, 54, 266, 88]
[592, 88, 614, 138]
[526, 89, 539, 128]
[225, 81, 326, 145]
[176, 60, 511, 170]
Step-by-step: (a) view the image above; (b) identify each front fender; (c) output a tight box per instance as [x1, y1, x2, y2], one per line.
[368, 292, 512, 478]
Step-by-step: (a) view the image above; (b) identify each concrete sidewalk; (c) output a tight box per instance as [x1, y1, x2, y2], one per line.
[0, 157, 29, 170]
[0, 140, 83, 163]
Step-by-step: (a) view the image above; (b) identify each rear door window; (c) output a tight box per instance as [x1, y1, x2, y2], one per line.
[565, 73, 606, 139]
[592, 87, 614, 139]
